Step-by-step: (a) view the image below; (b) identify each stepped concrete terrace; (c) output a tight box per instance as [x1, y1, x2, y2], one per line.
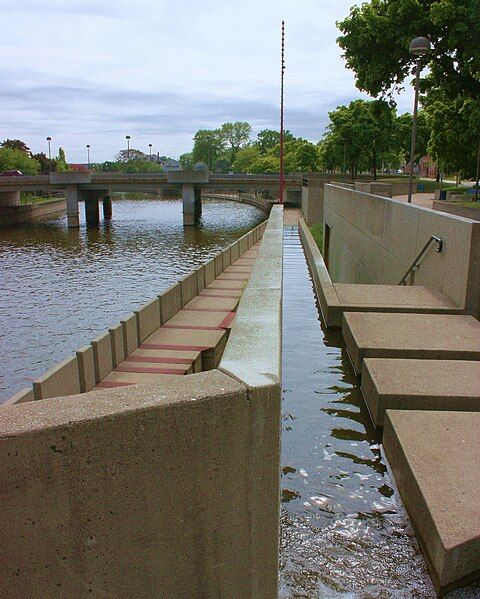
[0, 205, 284, 598]
[361, 358, 480, 428]
[300, 184, 480, 595]
[383, 410, 480, 596]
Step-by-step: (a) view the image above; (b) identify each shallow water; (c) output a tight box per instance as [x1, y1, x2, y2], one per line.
[280, 226, 480, 599]
[0, 197, 264, 402]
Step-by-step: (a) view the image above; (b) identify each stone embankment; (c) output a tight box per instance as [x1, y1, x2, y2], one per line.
[0, 197, 66, 226]
[0, 206, 284, 598]
[300, 186, 480, 596]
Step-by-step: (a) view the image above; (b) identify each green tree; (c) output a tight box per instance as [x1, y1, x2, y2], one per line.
[219, 122, 252, 162]
[0, 147, 40, 174]
[232, 146, 261, 172]
[396, 111, 431, 164]
[1, 139, 31, 154]
[179, 152, 194, 169]
[115, 148, 148, 163]
[55, 147, 68, 172]
[31, 152, 51, 174]
[291, 139, 320, 172]
[255, 129, 294, 154]
[192, 129, 224, 169]
[337, 0, 480, 101]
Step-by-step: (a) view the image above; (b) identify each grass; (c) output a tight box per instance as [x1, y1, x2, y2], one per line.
[20, 194, 64, 205]
[310, 223, 323, 253]
[449, 199, 480, 210]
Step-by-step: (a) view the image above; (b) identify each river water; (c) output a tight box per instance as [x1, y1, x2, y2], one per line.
[280, 226, 479, 599]
[0, 196, 264, 403]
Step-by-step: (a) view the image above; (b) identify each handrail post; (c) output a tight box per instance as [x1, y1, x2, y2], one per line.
[399, 235, 443, 285]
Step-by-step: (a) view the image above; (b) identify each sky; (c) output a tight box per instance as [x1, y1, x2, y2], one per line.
[0, 0, 415, 162]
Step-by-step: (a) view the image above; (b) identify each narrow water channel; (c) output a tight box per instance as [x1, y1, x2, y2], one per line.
[279, 225, 479, 599]
[0, 197, 264, 403]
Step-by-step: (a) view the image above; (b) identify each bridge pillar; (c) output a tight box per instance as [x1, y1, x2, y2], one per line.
[85, 197, 100, 226]
[66, 186, 80, 228]
[103, 195, 112, 220]
[182, 184, 202, 226]
[0, 191, 20, 207]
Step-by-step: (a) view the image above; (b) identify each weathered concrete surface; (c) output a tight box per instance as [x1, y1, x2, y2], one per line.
[91, 331, 114, 384]
[33, 356, 81, 400]
[135, 297, 161, 343]
[433, 200, 480, 221]
[0, 198, 66, 226]
[220, 205, 283, 599]
[109, 324, 125, 368]
[343, 312, 480, 374]
[362, 358, 480, 427]
[324, 185, 480, 318]
[383, 410, 480, 595]
[0, 387, 34, 407]
[180, 271, 198, 307]
[121, 313, 138, 357]
[0, 371, 266, 599]
[299, 219, 461, 328]
[160, 283, 182, 323]
[76, 345, 96, 393]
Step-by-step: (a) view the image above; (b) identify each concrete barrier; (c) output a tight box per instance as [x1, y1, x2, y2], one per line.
[205, 259, 215, 285]
[220, 204, 284, 598]
[160, 283, 182, 323]
[0, 387, 34, 407]
[222, 247, 231, 270]
[76, 345, 96, 393]
[0, 209, 283, 598]
[432, 200, 480, 221]
[109, 324, 125, 368]
[121, 313, 139, 357]
[324, 185, 480, 317]
[33, 356, 81, 400]
[136, 297, 162, 343]
[91, 332, 114, 384]
[0, 198, 66, 227]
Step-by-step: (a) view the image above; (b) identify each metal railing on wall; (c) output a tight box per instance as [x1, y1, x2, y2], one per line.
[399, 235, 443, 285]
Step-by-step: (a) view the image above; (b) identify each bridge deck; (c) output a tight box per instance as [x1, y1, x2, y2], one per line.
[95, 245, 260, 389]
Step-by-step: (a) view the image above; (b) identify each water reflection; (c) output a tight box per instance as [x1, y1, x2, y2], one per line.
[280, 226, 479, 598]
[0, 197, 264, 402]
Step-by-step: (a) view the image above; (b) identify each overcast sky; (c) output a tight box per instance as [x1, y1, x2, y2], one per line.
[0, 0, 414, 162]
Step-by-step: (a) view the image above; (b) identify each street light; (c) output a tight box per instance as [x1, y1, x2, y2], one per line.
[148, 143, 152, 160]
[46, 136, 52, 172]
[407, 36, 431, 203]
[125, 135, 131, 161]
[86, 144, 91, 170]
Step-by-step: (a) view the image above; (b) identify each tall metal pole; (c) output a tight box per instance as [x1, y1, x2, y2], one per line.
[46, 136, 52, 173]
[86, 144, 91, 170]
[408, 57, 422, 203]
[279, 20, 285, 204]
[475, 135, 480, 202]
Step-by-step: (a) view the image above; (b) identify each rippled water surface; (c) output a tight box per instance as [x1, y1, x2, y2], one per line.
[280, 226, 479, 599]
[0, 197, 264, 402]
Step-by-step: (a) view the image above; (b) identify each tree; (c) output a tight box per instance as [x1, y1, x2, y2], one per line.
[179, 152, 194, 170]
[396, 111, 431, 164]
[232, 146, 261, 172]
[292, 139, 320, 172]
[255, 129, 294, 154]
[31, 152, 51, 174]
[0, 147, 40, 174]
[1, 139, 31, 154]
[219, 122, 252, 162]
[192, 129, 224, 169]
[54, 147, 68, 172]
[115, 148, 148, 162]
[337, 0, 480, 101]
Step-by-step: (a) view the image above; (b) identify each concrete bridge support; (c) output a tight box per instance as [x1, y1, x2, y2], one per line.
[182, 184, 202, 226]
[66, 186, 80, 228]
[103, 195, 112, 220]
[0, 190, 20, 207]
[85, 197, 100, 226]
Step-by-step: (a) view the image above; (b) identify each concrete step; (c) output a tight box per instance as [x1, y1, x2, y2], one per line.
[361, 358, 480, 428]
[383, 410, 480, 596]
[342, 312, 480, 374]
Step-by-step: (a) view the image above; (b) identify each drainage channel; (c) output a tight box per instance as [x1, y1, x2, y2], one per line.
[279, 225, 478, 599]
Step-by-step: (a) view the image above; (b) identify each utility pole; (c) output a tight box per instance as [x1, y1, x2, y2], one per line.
[279, 20, 285, 204]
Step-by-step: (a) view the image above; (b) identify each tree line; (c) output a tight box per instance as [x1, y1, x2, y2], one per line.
[0, 139, 68, 174]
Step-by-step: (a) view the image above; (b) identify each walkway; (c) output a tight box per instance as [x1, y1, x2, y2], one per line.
[95, 243, 261, 389]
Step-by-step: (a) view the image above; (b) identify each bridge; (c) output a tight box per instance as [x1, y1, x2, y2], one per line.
[0, 171, 303, 227]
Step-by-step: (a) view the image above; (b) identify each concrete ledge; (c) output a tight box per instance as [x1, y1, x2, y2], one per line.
[342, 312, 480, 374]
[222, 247, 231, 270]
[383, 410, 480, 595]
[1, 388, 34, 407]
[121, 313, 138, 357]
[220, 204, 283, 598]
[160, 283, 182, 323]
[362, 358, 480, 428]
[214, 254, 223, 277]
[76, 345, 96, 393]
[299, 218, 342, 327]
[135, 297, 161, 343]
[91, 332, 114, 384]
[33, 356, 81, 400]
[432, 200, 480, 222]
[180, 272, 198, 307]
[205, 259, 215, 285]
[196, 266, 205, 292]
[109, 324, 125, 368]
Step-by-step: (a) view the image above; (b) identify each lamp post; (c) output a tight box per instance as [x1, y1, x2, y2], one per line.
[46, 136, 52, 172]
[148, 143, 153, 160]
[125, 135, 131, 161]
[475, 135, 480, 203]
[86, 144, 91, 170]
[279, 20, 285, 204]
[407, 36, 431, 203]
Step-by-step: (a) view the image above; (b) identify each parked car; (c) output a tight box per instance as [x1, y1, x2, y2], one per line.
[0, 170, 22, 176]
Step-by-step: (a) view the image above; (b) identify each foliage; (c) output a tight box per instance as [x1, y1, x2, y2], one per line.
[1, 139, 31, 153]
[309, 223, 324, 253]
[191, 129, 225, 169]
[255, 129, 294, 154]
[396, 111, 431, 164]
[31, 152, 51, 174]
[220, 122, 252, 161]
[55, 147, 68, 172]
[179, 152, 194, 169]
[232, 146, 261, 172]
[337, 0, 480, 101]
[115, 148, 149, 163]
[0, 147, 40, 174]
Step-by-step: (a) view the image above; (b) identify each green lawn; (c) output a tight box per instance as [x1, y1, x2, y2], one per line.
[310, 223, 323, 253]
[20, 194, 64, 205]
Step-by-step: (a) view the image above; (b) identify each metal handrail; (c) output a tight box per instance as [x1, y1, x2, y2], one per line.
[399, 235, 443, 285]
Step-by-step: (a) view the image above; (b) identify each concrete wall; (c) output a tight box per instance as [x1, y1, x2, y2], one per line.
[3, 217, 269, 406]
[324, 185, 480, 316]
[0, 207, 284, 598]
[0, 198, 66, 226]
[433, 200, 480, 222]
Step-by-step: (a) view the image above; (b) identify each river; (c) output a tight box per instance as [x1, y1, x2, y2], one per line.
[0, 196, 264, 403]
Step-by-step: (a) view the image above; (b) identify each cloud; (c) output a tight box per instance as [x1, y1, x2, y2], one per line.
[0, 0, 414, 161]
